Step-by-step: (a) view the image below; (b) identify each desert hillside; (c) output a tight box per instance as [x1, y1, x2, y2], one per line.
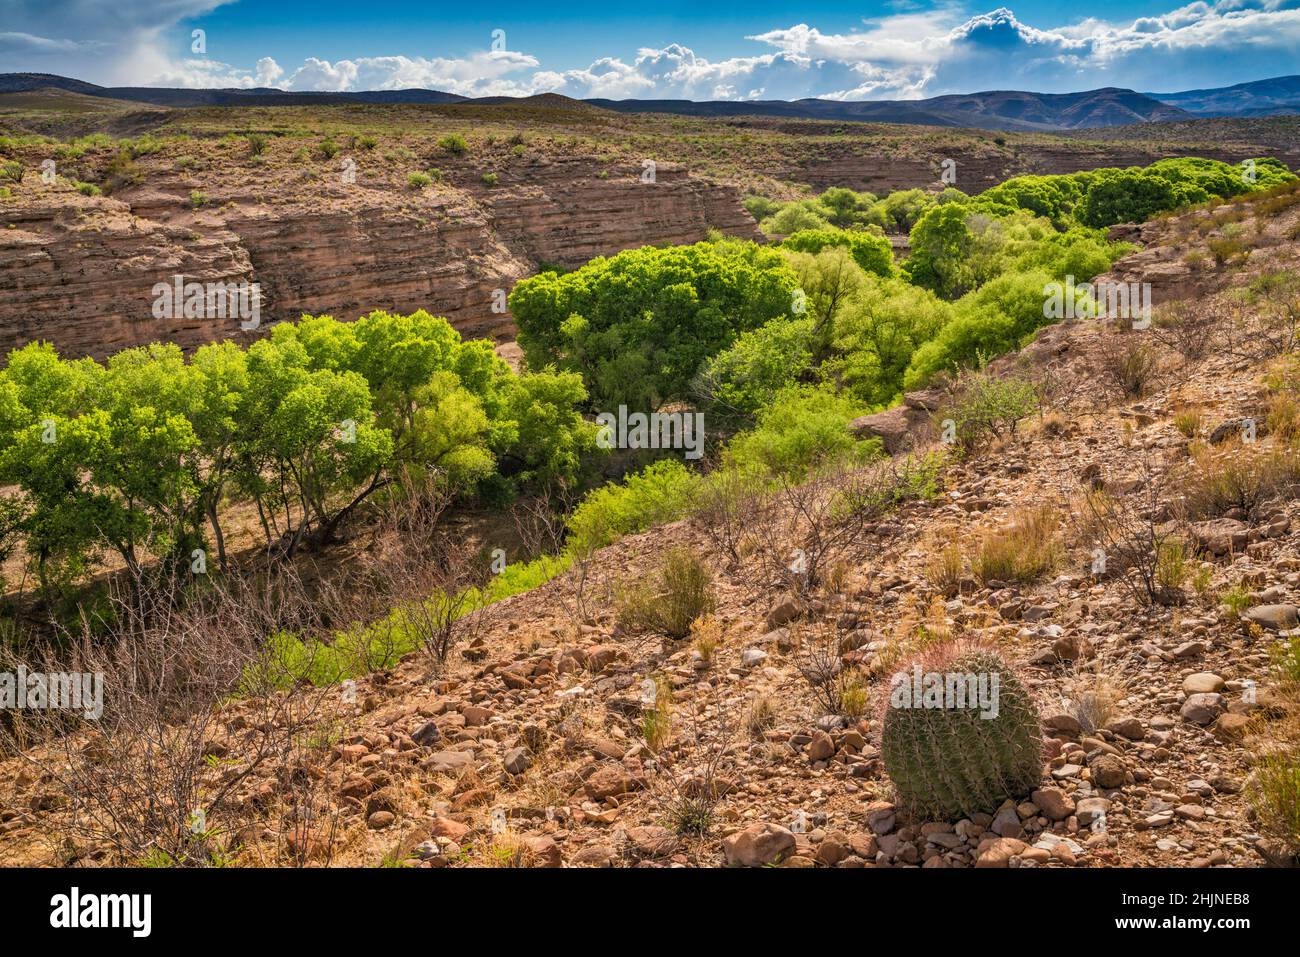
[3, 169, 1300, 871]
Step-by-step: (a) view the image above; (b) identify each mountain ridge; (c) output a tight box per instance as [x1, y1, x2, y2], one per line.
[3, 71, 1299, 131]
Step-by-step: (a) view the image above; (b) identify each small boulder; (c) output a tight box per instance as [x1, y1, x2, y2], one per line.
[1181, 693, 1226, 726]
[723, 823, 796, 867]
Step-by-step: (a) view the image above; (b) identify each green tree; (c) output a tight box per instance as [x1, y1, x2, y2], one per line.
[510, 241, 799, 410]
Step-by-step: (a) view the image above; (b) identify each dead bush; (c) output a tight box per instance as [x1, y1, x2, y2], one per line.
[1, 567, 340, 867]
[795, 626, 870, 718]
[1151, 299, 1219, 362]
[751, 454, 942, 596]
[1097, 336, 1160, 399]
[364, 483, 495, 670]
[1072, 457, 1186, 606]
[644, 699, 736, 839]
[692, 466, 765, 568]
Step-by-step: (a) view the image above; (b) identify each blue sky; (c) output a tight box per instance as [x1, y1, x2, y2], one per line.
[3, 1, 1300, 99]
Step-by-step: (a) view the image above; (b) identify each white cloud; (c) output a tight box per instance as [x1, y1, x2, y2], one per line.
[2, 2, 1299, 101]
[146, 55, 286, 89]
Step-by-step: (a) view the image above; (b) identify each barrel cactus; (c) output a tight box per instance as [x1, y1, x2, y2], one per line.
[880, 643, 1043, 821]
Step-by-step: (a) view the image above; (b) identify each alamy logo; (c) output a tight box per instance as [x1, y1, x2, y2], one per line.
[151, 275, 262, 330]
[0, 666, 103, 719]
[596, 405, 705, 459]
[1043, 275, 1152, 329]
[50, 887, 151, 937]
[889, 665, 1001, 719]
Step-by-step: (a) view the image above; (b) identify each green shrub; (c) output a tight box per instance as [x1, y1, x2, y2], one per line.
[481, 172, 499, 186]
[781, 227, 895, 278]
[724, 384, 878, 481]
[694, 316, 815, 427]
[511, 240, 799, 409]
[438, 134, 468, 154]
[407, 171, 432, 189]
[246, 134, 268, 156]
[102, 150, 143, 193]
[566, 459, 700, 555]
[936, 372, 1039, 455]
[829, 275, 953, 405]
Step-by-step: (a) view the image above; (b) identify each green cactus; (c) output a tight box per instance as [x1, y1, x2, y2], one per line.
[880, 644, 1043, 821]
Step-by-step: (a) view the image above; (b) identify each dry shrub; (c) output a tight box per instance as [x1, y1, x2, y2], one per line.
[1174, 408, 1202, 439]
[640, 674, 673, 752]
[1248, 739, 1300, 861]
[483, 830, 539, 868]
[971, 505, 1061, 586]
[1097, 336, 1160, 399]
[744, 695, 778, 737]
[1224, 273, 1300, 360]
[1151, 300, 1219, 362]
[692, 467, 765, 567]
[644, 699, 736, 838]
[616, 547, 717, 641]
[1267, 393, 1300, 443]
[1245, 627, 1300, 861]
[795, 625, 869, 718]
[0, 567, 340, 867]
[690, 614, 723, 666]
[1177, 441, 1300, 523]
[364, 483, 495, 670]
[751, 455, 941, 596]
[1072, 457, 1185, 606]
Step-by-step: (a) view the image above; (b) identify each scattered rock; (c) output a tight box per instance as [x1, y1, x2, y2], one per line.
[723, 823, 796, 867]
[1090, 754, 1127, 789]
[1180, 693, 1226, 726]
[1182, 672, 1225, 694]
[1243, 604, 1300, 632]
[975, 837, 1028, 868]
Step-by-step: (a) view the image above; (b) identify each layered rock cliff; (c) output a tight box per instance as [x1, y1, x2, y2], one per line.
[0, 155, 761, 360]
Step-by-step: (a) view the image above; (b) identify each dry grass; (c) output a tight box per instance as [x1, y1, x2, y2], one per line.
[690, 614, 724, 667]
[616, 547, 718, 641]
[1177, 440, 1300, 522]
[744, 695, 779, 737]
[971, 506, 1061, 586]
[925, 541, 965, 596]
[1066, 664, 1130, 734]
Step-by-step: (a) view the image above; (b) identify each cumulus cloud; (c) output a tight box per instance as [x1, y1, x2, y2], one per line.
[3, 1, 1300, 101]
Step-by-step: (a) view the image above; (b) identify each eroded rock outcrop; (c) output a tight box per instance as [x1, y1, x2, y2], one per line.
[0, 157, 760, 359]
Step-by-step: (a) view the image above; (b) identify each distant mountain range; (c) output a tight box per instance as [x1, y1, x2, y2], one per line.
[3, 72, 1299, 132]
[1146, 75, 1300, 118]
